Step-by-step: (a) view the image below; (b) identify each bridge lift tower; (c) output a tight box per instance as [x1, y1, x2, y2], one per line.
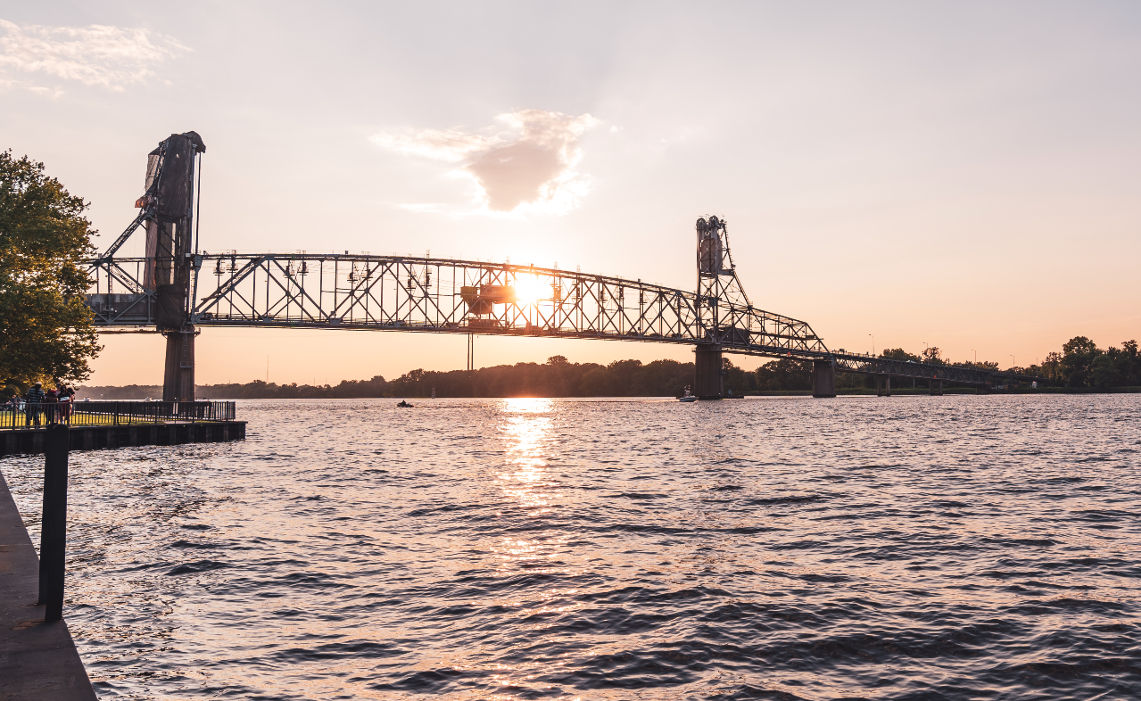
[97, 131, 205, 401]
[692, 216, 836, 398]
[694, 216, 734, 398]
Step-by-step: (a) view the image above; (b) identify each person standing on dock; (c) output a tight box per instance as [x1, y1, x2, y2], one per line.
[3, 393, 20, 428]
[24, 382, 45, 427]
[44, 386, 57, 424]
[57, 385, 75, 424]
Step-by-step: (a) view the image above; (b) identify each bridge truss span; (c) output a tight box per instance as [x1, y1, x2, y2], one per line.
[84, 130, 1045, 400]
[86, 253, 831, 360]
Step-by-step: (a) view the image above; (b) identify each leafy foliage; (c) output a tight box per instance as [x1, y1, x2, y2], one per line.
[921, 346, 945, 365]
[754, 358, 811, 391]
[384, 357, 697, 398]
[78, 336, 1141, 399]
[881, 348, 921, 363]
[1061, 336, 1100, 387]
[0, 151, 101, 390]
[1067, 337, 1139, 388]
[82, 357, 754, 398]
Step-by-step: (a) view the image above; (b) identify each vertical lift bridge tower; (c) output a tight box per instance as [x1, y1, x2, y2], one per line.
[102, 131, 205, 401]
[692, 216, 836, 399]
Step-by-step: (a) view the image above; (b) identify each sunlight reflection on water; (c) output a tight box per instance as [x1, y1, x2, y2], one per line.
[2, 394, 1139, 700]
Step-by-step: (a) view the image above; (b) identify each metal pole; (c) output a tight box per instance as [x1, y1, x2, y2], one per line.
[39, 424, 69, 622]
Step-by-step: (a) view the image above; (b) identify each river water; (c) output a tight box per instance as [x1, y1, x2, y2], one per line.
[4, 395, 1140, 700]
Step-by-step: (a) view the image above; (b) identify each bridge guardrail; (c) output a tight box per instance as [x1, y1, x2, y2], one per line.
[0, 400, 237, 430]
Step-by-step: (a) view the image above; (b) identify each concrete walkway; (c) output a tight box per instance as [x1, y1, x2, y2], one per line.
[0, 470, 97, 700]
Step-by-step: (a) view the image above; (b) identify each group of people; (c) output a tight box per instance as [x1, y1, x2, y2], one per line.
[3, 382, 77, 427]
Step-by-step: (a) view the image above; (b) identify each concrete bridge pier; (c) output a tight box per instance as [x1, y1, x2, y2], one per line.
[162, 326, 196, 402]
[812, 361, 836, 398]
[930, 379, 943, 396]
[876, 375, 892, 397]
[694, 344, 723, 399]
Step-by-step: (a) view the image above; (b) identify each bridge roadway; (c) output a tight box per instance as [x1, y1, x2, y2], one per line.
[85, 252, 1039, 396]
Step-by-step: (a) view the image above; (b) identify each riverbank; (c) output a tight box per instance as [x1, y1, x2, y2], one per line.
[746, 386, 1141, 396]
[0, 471, 96, 700]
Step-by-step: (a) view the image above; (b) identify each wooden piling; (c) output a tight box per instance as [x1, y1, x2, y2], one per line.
[39, 424, 70, 623]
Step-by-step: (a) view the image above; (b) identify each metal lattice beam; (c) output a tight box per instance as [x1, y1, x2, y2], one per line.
[85, 253, 828, 355]
[84, 253, 1040, 387]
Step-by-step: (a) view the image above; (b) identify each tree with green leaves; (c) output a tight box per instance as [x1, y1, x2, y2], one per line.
[921, 346, 945, 365]
[0, 151, 101, 392]
[880, 348, 921, 363]
[1091, 339, 1139, 388]
[1061, 336, 1100, 387]
[755, 357, 811, 390]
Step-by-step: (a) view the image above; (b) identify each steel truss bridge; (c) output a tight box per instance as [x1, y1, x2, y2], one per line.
[86, 250, 1037, 396]
[84, 131, 1040, 400]
[88, 253, 829, 354]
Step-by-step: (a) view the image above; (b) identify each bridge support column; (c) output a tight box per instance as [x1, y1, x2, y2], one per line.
[930, 379, 943, 396]
[162, 326, 195, 402]
[976, 384, 990, 395]
[812, 361, 836, 398]
[694, 344, 723, 399]
[876, 375, 891, 397]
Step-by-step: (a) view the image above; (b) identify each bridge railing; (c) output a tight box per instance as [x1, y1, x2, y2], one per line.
[0, 400, 237, 430]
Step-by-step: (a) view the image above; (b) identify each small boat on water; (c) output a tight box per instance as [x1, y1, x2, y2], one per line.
[678, 386, 697, 402]
[397, 400, 414, 408]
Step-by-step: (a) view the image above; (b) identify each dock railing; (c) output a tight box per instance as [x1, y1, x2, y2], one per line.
[0, 400, 237, 430]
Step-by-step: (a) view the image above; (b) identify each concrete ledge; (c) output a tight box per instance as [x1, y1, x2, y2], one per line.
[0, 420, 246, 457]
[0, 471, 96, 701]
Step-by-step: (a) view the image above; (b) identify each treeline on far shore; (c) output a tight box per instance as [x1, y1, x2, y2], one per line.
[76, 335, 1141, 400]
[77, 357, 697, 400]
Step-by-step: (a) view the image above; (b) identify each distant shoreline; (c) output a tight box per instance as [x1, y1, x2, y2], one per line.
[76, 385, 1140, 400]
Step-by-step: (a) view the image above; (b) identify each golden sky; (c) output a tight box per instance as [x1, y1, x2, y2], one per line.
[3, 3, 1139, 384]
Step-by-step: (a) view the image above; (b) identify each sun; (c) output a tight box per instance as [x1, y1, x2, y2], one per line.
[513, 274, 548, 306]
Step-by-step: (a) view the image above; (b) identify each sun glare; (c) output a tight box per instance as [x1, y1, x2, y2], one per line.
[513, 274, 548, 306]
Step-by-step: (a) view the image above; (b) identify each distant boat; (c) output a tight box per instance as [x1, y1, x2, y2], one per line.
[678, 386, 697, 403]
[397, 400, 414, 408]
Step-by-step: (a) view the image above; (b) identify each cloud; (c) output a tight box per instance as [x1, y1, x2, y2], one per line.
[0, 19, 187, 93]
[372, 109, 599, 214]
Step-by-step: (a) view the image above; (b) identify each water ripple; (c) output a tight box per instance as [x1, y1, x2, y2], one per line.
[3, 394, 1140, 699]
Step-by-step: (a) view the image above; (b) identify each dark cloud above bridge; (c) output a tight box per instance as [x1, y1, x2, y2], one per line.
[372, 109, 599, 214]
